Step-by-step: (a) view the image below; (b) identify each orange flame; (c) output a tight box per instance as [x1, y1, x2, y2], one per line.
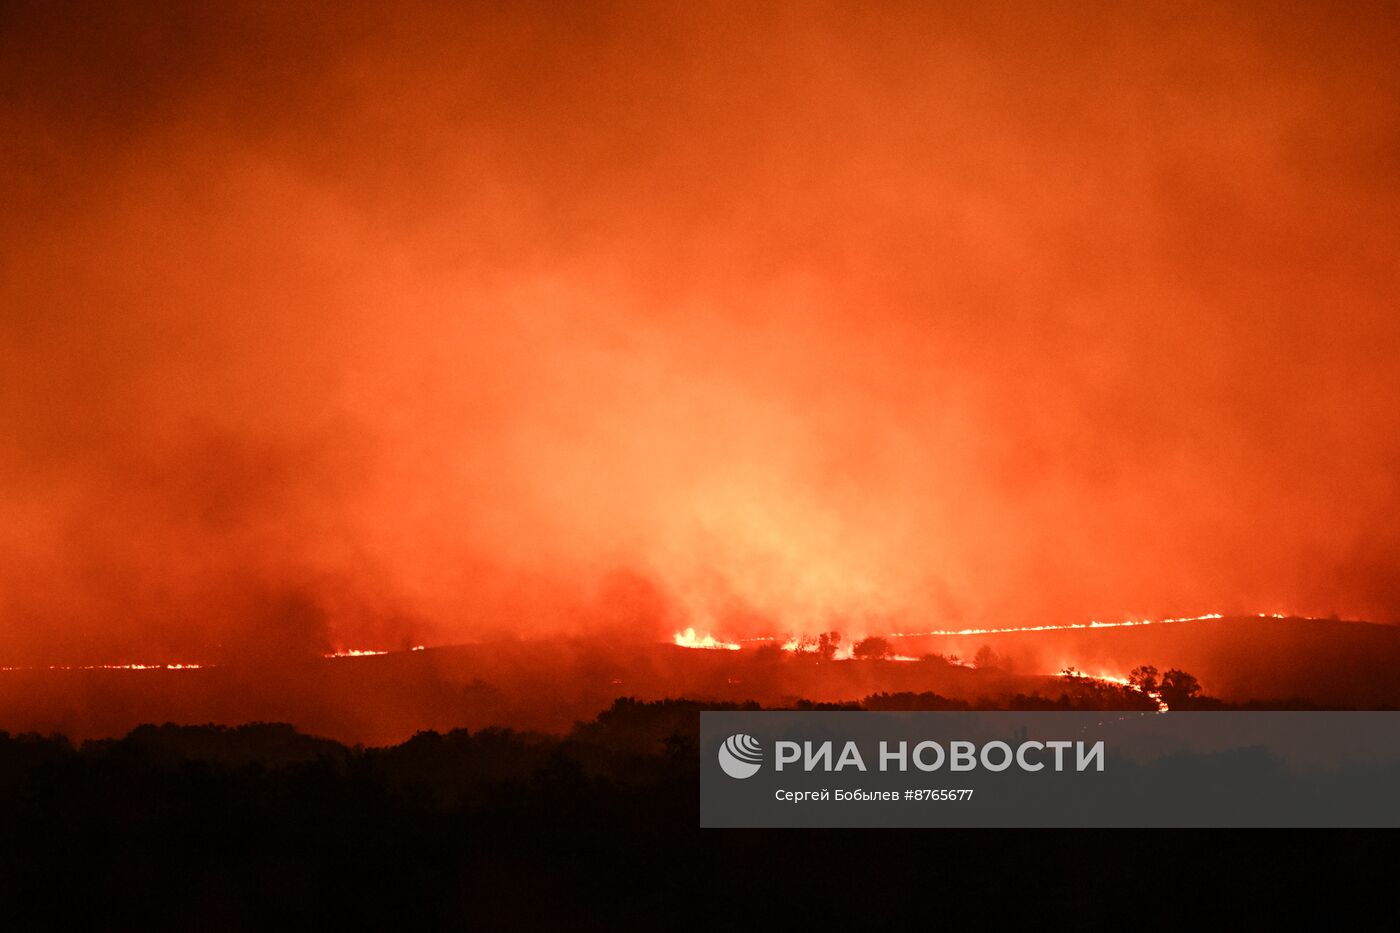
[0, 662, 207, 672]
[673, 628, 741, 650]
[1061, 667, 1169, 712]
[888, 612, 1228, 638]
[675, 611, 1289, 655]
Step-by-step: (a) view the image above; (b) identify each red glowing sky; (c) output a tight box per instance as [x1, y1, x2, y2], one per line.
[2, 2, 1399, 665]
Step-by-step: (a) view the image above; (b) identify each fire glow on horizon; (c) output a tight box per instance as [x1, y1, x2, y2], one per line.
[325, 646, 426, 658]
[0, 647, 428, 672]
[672, 611, 1290, 655]
[670, 611, 1307, 710]
[4, 3, 1400, 673]
[0, 613, 1298, 673]
[0, 663, 207, 672]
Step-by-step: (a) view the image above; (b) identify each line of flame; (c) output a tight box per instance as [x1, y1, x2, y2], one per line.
[1060, 668, 1169, 712]
[887, 612, 1234, 638]
[673, 628, 741, 650]
[0, 662, 207, 671]
[675, 612, 1294, 654]
[2, 645, 433, 671]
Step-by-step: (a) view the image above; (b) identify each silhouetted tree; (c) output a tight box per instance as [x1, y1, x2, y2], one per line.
[853, 636, 890, 660]
[788, 632, 842, 657]
[1128, 665, 1159, 694]
[1159, 669, 1202, 708]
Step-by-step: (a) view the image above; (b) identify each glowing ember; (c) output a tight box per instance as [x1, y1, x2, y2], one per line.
[325, 649, 390, 658]
[673, 628, 741, 651]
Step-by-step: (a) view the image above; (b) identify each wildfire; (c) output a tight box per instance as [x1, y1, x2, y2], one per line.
[0, 662, 206, 672]
[673, 628, 741, 651]
[325, 645, 426, 658]
[1061, 668, 1169, 712]
[669, 610, 1296, 699]
[2, 644, 433, 672]
[673, 611, 1292, 653]
[887, 613, 1229, 638]
[672, 611, 1293, 657]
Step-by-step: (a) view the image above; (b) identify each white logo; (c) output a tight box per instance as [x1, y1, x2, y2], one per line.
[718, 733, 764, 779]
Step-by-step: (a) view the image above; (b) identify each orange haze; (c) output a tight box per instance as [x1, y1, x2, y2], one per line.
[3, 1, 1399, 667]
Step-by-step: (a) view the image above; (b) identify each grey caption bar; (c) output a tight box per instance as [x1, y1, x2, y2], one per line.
[700, 711, 1400, 827]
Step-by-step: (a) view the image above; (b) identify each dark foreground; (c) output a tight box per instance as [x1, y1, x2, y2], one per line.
[0, 700, 1392, 928]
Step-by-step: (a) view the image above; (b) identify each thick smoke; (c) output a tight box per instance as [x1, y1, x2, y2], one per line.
[2, 2, 1399, 663]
